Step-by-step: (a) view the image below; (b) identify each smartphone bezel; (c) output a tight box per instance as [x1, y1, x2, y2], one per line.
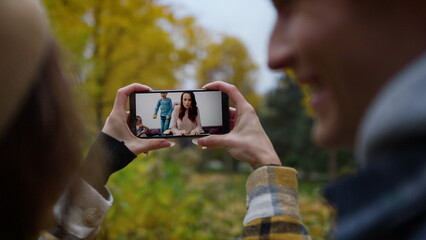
[129, 89, 230, 138]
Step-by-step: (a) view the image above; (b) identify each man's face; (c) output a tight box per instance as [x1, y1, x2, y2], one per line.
[161, 92, 167, 99]
[269, 0, 389, 148]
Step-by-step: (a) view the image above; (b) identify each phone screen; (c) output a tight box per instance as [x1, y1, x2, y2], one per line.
[130, 90, 229, 138]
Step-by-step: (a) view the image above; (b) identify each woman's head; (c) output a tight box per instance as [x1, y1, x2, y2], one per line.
[0, 0, 50, 139]
[179, 92, 198, 122]
[0, 0, 81, 238]
[181, 92, 196, 109]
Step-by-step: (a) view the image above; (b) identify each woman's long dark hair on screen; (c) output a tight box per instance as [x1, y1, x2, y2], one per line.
[178, 91, 198, 122]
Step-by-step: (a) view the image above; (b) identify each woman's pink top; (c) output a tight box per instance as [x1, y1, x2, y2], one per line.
[170, 106, 202, 135]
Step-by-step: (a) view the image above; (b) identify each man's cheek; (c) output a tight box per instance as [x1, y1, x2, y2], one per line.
[291, 18, 323, 52]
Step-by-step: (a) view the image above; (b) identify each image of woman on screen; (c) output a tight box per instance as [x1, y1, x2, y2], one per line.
[170, 92, 203, 136]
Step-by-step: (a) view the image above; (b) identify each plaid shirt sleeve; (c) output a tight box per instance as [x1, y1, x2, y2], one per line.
[241, 166, 311, 240]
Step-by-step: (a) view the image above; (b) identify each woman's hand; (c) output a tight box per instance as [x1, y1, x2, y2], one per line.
[176, 130, 187, 136]
[102, 83, 174, 155]
[195, 81, 281, 169]
[190, 129, 202, 135]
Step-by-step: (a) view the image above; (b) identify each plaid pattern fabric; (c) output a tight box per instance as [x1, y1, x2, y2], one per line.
[242, 166, 310, 240]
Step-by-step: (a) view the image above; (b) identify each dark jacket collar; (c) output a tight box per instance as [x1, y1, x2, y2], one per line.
[324, 137, 426, 240]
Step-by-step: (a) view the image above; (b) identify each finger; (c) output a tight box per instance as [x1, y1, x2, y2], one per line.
[195, 135, 228, 148]
[113, 83, 152, 112]
[202, 81, 250, 110]
[229, 107, 237, 130]
[229, 107, 236, 120]
[134, 139, 175, 154]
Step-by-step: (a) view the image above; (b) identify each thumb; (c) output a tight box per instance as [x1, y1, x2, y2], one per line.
[132, 139, 175, 154]
[194, 135, 228, 149]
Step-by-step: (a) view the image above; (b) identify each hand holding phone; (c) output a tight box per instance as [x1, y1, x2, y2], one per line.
[101, 83, 174, 155]
[195, 81, 281, 169]
[130, 89, 230, 138]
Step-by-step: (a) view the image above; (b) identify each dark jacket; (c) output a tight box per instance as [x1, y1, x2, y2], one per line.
[325, 52, 426, 240]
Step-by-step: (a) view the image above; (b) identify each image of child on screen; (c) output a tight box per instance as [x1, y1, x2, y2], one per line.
[170, 92, 203, 136]
[136, 115, 149, 138]
[153, 92, 173, 135]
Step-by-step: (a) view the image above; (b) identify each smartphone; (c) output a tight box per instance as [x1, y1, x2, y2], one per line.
[130, 89, 229, 138]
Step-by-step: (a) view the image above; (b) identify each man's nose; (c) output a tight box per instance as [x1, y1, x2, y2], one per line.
[268, 21, 295, 70]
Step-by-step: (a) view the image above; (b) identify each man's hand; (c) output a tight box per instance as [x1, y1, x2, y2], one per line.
[195, 81, 281, 169]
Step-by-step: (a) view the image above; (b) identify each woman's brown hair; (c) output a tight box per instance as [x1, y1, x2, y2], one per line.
[178, 91, 198, 122]
[0, 40, 82, 239]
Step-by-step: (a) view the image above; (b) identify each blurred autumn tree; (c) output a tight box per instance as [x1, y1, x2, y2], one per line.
[42, 0, 200, 129]
[38, 1, 322, 239]
[193, 36, 262, 172]
[196, 36, 261, 109]
[260, 73, 355, 180]
[260, 73, 328, 178]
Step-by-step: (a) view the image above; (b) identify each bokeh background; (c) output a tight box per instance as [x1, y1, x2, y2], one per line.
[42, 0, 356, 239]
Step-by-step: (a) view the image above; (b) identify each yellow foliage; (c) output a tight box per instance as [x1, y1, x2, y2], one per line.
[196, 36, 262, 109]
[299, 187, 333, 240]
[282, 68, 314, 116]
[42, 0, 200, 130]
[40, 2, 331, 237]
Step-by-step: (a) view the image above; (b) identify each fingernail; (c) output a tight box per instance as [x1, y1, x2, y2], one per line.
[192, 138, 206, 149]
[162, 141, 175, 148]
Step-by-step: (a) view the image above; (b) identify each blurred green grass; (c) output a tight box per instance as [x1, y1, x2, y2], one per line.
[98, 150, 332, 240]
